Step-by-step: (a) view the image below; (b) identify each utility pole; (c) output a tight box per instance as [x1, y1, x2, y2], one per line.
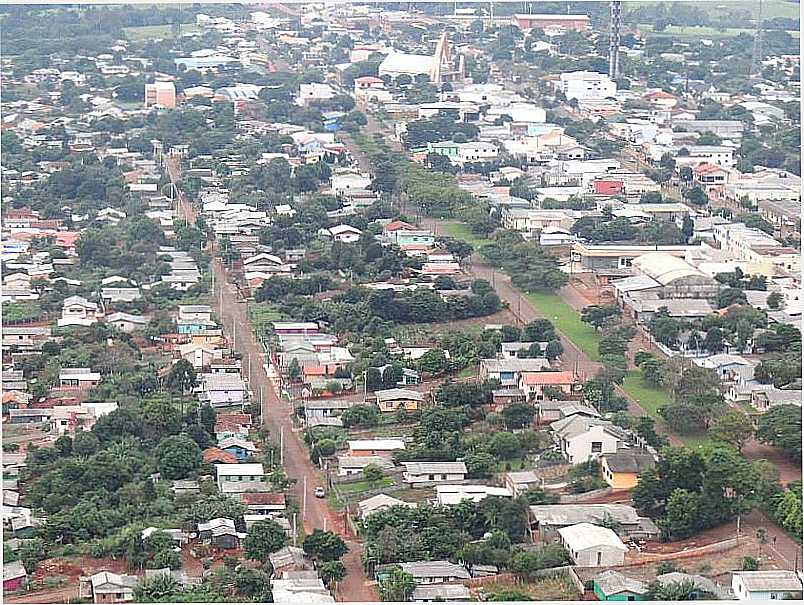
[279, 426, 284, 465]
[302, 475, 307, 520]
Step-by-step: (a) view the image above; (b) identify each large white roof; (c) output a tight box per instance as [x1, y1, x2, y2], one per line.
[558, 522, 628, 551]
[379, 51, 433, 76]
[632, 252, 705, 285]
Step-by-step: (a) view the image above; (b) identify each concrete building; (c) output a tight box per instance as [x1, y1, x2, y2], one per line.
[630, 252, 721, 301]
[558, 71, 616, 101]
[144, 81, 176, 108]
[558, 523, 628, 567]
[512, 14, 590, 32]
[402, 461, 468, 487]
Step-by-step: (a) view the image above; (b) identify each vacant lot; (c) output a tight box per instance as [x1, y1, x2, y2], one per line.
[440, 222, 490, 248]
[526, 292, 602, 362]
[123, 23, 200, 40]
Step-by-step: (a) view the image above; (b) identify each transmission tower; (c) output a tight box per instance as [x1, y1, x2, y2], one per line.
[751, 0, 764, 76]
[608, 1, 622, 79]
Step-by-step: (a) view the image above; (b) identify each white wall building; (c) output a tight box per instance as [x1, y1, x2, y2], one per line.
[558, 71, 616, 101]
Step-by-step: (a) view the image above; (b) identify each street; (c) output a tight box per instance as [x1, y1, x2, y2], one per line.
[168, 160, 378, 602]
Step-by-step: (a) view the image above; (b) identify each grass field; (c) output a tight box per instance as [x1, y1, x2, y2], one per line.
[525, 292, 602, 362]
[630, 0, 799, 19]
[637, 24, 800, 39]
[439, 222, 490, 248]
[123, 23, 199, 41]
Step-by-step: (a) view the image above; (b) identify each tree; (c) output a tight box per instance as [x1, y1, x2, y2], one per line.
[581, 305, 621, 329]
[502, 403, 535, 429]
[134, 574, 180, 602]
[363, 463, 384, 486]
[510, 544, 570, 578]
[648, 579, 705, 601]
[766, 292, 783, 310]
[683, 186, 708, 206]
[544, 339, 563, 361]
[756, 405, 802, 459]
[708, 411, 754, 452]
[417, 348, 449, 374]
[703, 327, 725, 353]
[379, 567, 415, 602]
[244, 520, 287, 561]
[319, 560, 346, 587]
[73, 431, 100, 456]
[156, 435, 201, 480]
[486, 432, 522, 459]
[303, 529, 348, 561]
[465, 451, 497, 478]
[288, 358, 302, 382]
[166, 359, 196, 397]
[341, 404, 379, 428]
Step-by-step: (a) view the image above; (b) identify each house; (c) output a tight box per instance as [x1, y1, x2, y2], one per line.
[141, 527, 187, 546]
[171, 480, 200, 495]
[519, 370, 576, 401]
[178, 304, 213, 323]
[178, 343, 218, 369]
[218, 436, 258, 460]
[490, 387, 527, 408]
[215, 463, 265, 494]
[479, 358, 550, 386]
[2, 326, 51, 349]
[750, 388, 802, 413]
[347, 439, 406, 458]
[600, 451, 656, 489]
[325, 224, 362, 243]
[731, 571, 802, 601]
[100, 287, 141, 304]
[551, 416, 631, 464]
[536, 400, 600, 425]
[105, 312, 147, 333]
[196, 517, 243, 549]
[435, 484, 511, 506]
[3, 560, 27, 593]
[198, 373, 247, 408]
[398, 561, 470, 585]
[59, 368, 102, 390]
[144, 81, 176, 108]
[271, 576, 334, 603]
[203, 447, 238, 464]
[375, 388, 424, 413]
[593, 570, 648, 601]
[558, 523, 628, 567]
[411, 584, 471, 602]
[241, 492, 286, 515]
[59, 295, 99, 327]
[528, 504, 660, 541]
[402, 461, 468, 487]
[79, 571, 138, 603]
[657, 572, 733, 600]
[504, 470, 543, 497]
[357, 493, 414, 519]
[268, 546, 312, 577]
[336, 455, 394, 477]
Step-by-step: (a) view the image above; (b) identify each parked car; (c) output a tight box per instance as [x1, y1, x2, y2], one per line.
[314, 486, 326, 498]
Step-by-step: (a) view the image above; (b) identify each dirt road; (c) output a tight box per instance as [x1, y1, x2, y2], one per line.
[169, 160, 377, 602]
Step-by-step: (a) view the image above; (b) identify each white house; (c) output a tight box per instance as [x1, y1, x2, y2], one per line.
[105, 312, 147, 333]
[59, 295, 100, 327]
[326, 224, 362, 243]
[399, 560, 471, 585]
[731, 571, 803, 601]
[215, 463, 266, 494]
[435, 484, 511, 506]
[550, 416, 630, 464]
[402, 461, 467, 487]
[297, 83, 335, 106]
[557, 522, 628, 567]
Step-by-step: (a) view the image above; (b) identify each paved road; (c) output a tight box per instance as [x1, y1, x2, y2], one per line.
[168, 161, 377, 602]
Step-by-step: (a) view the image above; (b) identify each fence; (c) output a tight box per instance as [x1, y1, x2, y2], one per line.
[622, 537, 740, 566]
[559, 487, 613, 503]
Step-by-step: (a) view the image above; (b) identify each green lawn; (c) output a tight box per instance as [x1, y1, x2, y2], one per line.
[439, 222, 490, 248]
[621, 372, 669, 418]
[123, 24, 200, 41]
[525, 292, 602, 362]
[248, 303, 287, 336]
[337, 477, 394, 495]
[638, 24, 800, 39]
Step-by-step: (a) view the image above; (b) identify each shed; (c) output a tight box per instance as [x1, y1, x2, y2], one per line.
[557, 522, 628, 567]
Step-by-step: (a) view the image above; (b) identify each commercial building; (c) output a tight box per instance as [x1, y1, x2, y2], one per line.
[558, 523, 628, 567]
[512, 14, 590, 32]
[558, 71, 616, 101]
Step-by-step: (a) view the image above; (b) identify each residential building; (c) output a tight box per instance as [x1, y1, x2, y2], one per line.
[731, 571, 803, 601]
[504, 470, 543, 497]
[479, 358, 550, 386]
[558, 523, 628, 567]
[536, 400, 600, 425]
[105, 312, 147, 333]
[600, 451, 656, 489]
[59, 295, 100, 327]
[657, 572, 733, 600]
[519, 370, 576, 401]
[435, 484, 512, 506]
[528, 504, 660, 541]
[2, 326, 51, 349]
[215, 463, 265, 494]
[144, 81, 176, 108]
[357, 493, 414, 519]
[411, 584, 471, 602]
[398, 561, 470, 585]
[347, 439, 406, 458]
[402, 461, 467, 487]
[79, 571, 138, 603]
[3, 560, 28, 593]
[58, 368, 101, 390]
[593, 570, 648, 601]
[750, 388, 802, 412]
[550, 416, 631, 464]
[336, 455, 394, 477]
[375, 388, 424, 413]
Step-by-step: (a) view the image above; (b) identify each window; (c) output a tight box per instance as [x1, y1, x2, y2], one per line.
[591, 441, 603, 453]
[596, 551, 602, 566]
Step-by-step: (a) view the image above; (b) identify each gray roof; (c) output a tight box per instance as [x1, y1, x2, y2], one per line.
[657, 572, 733, 599]
[732, 571, 803, 593]
[529, 504, 644, 527]
[269, 546, 308, 569]
[402, 461, 467, 475]
[375, 388, 424, 402]
[594, 570, 647, 597]
[3, 560, 26, 581]
[399, 560, 470, 580]
[550, 415, 631, 442]
[538, 400, 600, 418]
[482, 358, 551, 373]
[602, 451, 656, 474]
